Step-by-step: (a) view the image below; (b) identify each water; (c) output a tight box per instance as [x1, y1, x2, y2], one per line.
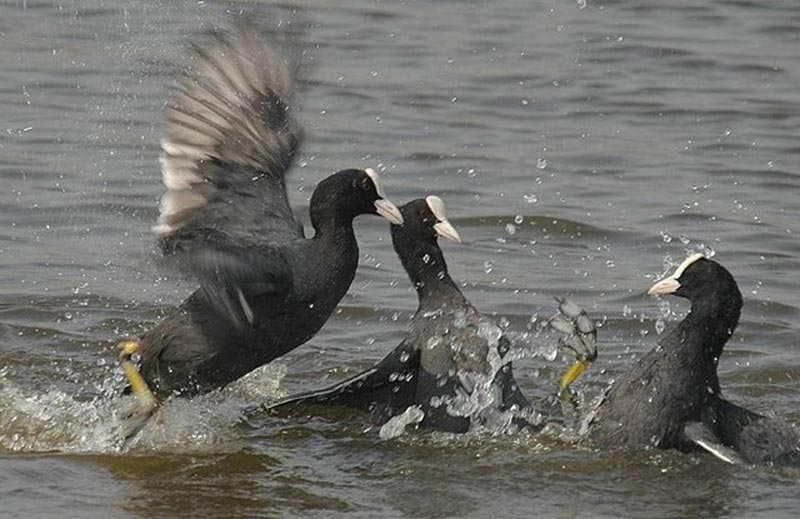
[2, 0, 800, 516]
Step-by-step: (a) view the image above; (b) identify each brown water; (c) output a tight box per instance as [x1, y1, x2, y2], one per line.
[1, 0, 799, 517]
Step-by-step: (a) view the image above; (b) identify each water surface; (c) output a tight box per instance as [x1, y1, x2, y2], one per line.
[1, 0, 799, 517]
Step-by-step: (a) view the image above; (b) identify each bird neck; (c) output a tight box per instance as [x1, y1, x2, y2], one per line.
[396, 238, 462, 305]
[311, 213, 357, 243]
[680, 289, 743, 362]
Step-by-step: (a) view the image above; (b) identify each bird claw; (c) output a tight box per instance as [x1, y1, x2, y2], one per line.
[549, 297, 597, 362]
[547, 297, 598, 401]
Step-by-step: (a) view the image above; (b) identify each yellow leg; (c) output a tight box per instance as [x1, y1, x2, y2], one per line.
[558, 359, 591, 404]
[117, 339, 158, 412]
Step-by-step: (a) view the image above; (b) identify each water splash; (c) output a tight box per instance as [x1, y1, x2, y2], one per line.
[0, 375, 125, 453]
[0, 362, 288, 454]
[379, 405, 424, 440]
[523, 192, 538, 204]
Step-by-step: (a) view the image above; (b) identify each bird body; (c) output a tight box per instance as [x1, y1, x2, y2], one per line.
[267, 197, 594, 434]
[118, 23, 403, 409]
[578, 253, 800, 465]
[137, 225, 361, 396]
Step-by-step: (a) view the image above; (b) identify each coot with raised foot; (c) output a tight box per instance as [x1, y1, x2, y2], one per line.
[266, 197, 596, 435]
[117, 22, 403, 426]
[568, 254, 800, 465]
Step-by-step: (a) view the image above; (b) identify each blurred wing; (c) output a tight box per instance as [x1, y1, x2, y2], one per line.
[266, 340, 421, 419]
[155, 22, 304, 254]
[177, 244, 294, 329]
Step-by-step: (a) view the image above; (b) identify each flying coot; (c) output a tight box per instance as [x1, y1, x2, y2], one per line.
[117, 23, 404, 429]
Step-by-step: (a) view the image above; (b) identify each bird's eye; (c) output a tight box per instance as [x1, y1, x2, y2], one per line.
[361, 177, 375, 194]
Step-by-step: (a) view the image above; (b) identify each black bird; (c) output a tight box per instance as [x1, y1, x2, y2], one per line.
[117, 24, 403, 421]
[267, 197, 596, 435]
[574, 254, 800, 465]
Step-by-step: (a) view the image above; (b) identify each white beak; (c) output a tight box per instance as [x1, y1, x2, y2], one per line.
[425, 195, 461, 243]
[433, 220, 462, 243]
[647, 277, 680, 296]
[374, 198, 404, 225]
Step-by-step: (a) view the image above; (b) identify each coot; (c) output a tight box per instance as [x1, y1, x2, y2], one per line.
[117, 23, 403, 427]
[267, 197, 596, 435]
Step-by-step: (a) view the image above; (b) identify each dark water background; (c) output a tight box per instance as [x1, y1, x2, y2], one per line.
[1, 0, 799, 517]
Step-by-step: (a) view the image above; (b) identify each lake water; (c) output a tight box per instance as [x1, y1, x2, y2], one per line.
[1, 0, 799, 517]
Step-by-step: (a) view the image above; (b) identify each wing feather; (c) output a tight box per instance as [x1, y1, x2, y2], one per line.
[155, 22, 303, 245]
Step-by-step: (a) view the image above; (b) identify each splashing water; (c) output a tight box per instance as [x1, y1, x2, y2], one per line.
[523, 192, 538, 204]
[434, 320, 524, 433]
[0, 362, 288, 454]
[0, 378, 125, 453]
[379, 405, 425, 440]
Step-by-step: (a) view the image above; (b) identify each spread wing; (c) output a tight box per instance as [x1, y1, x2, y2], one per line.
[153, 23, 305, 326]
[155, 22, 304, 257]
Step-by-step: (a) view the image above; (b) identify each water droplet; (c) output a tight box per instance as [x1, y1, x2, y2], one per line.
[622, 305, 632, 317]
[483, 260, 494, 274]
[660, 230, 672, 243]
[536, 158, 547, 170]
[505, 223, 517, 235]
[523, 192, 538, 204]
[655, 319, 665, 335]
[514, 215, 524, 225]
[422, 253, 430, 264]
[577, 0, 587, 9]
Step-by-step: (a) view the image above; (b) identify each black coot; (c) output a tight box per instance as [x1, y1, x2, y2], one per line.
[117, 23, 403, 424]
[268, 197, 595, 435]
[576, 254, 799, 465]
